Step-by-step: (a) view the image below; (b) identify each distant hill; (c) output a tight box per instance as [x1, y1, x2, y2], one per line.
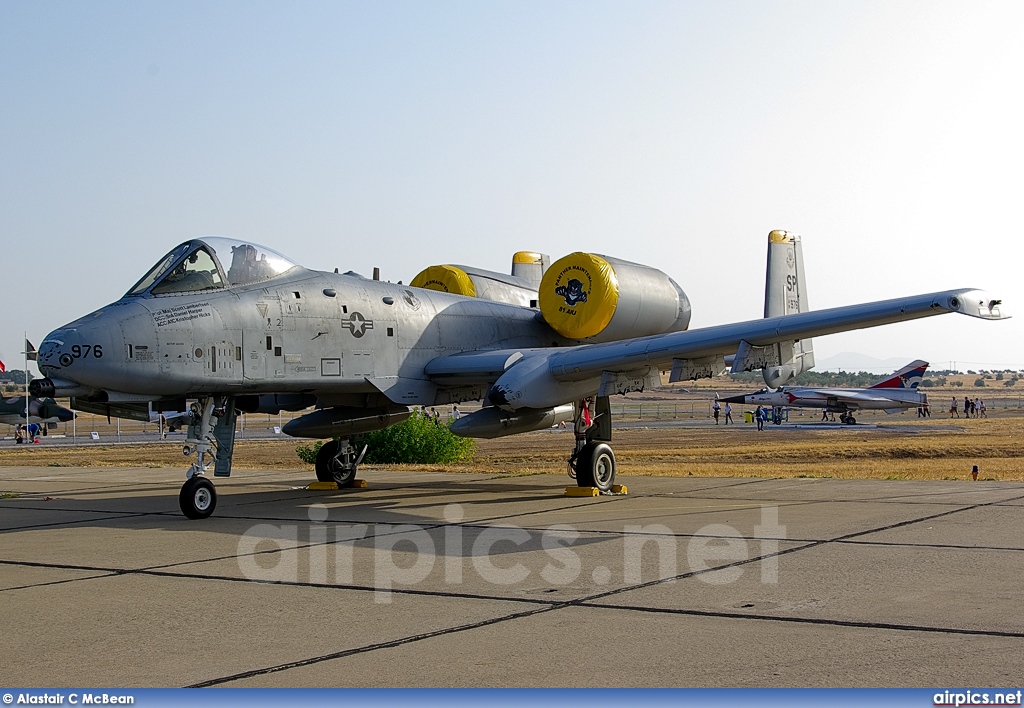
[813, 352, 917, 374]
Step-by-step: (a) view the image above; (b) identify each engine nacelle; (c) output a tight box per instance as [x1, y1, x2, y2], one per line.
[410, 252, 547, 307]
[538, 252, 691, 342]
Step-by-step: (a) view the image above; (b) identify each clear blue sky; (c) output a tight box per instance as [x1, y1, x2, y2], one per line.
[2, 0, 1021, 374]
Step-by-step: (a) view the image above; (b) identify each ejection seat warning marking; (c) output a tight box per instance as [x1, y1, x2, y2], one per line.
[154, 302, 213, 327]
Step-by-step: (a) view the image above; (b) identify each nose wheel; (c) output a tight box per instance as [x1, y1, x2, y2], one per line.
[179, 476, 217, 519]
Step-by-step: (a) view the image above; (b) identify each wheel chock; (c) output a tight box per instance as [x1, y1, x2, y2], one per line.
[565, 487, 600, 497]
[610, 484, 628, 495]
[307, 480, 367, 491]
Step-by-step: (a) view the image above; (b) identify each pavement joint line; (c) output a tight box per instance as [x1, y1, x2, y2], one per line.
[187, 603, 563, 688]
[469, 497, 629, 525]
[827, 492, 1024, 543]
[651, 492, 1018, 507]
[571, 491, 1024, 607]
[0, 482, 177, 495]
[0, 557, 567, 605]
[577, 601, 1024, 639]
[137, 522, 451, 573]
[836, 539, 1024, 552]
[0, 572, 122, 594]
[0, 512, 154, 533]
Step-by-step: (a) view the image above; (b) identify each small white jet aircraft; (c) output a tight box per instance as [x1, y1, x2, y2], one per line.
[721, 360, 929, 424]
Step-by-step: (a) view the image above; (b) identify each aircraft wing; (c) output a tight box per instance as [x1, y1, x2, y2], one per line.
[426, 288, 1007, 410]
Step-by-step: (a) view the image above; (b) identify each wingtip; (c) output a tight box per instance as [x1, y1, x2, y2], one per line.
[945, 290, 1011, 320]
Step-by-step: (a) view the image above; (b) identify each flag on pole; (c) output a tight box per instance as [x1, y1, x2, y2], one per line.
[25, 339, 37, 361]
[0, 359, 6, 373]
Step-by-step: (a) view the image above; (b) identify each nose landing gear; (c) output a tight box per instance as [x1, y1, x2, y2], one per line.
[177, 395, 237, 519]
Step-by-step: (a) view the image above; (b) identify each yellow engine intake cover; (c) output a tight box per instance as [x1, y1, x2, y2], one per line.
[539, 252, 619, 339]
[410, 265, 477, 297]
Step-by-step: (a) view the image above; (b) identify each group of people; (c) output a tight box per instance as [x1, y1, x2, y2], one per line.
[14, 423, 41, 444]
[419, 405, 462, 425]
[916, 403, 931, 417]
[949, 396, 986, 418]
[711, 399, 733, 425]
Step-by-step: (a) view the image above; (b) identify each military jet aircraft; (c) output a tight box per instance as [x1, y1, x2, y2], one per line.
[720, 360, 929, 425]
[30, 231, 1008, 518]
[0, 395, 74, 427]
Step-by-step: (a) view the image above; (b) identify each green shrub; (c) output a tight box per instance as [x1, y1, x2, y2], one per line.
[364, 412, 476, 464]
[294, 413, 475, 466]
[974, 378, 986, 387]
[295, 440, 323, 465]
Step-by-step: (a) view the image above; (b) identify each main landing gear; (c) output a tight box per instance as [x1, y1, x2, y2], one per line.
[839, 412, 857, 425]
[315, 436, 367, 487]
[178, 395, 238, 519]
[568, 396, 617, 492]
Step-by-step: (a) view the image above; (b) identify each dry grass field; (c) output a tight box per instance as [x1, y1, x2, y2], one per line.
[2, 411, 1021, 483]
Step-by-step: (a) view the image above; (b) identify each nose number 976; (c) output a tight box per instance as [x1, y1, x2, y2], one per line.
[70, 344, 104, 359]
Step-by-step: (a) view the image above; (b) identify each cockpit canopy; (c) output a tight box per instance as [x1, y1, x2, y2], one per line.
[127, 237, 298, 296]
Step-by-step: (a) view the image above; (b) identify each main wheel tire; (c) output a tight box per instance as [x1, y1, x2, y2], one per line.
[575, 442, 616, 491]
[315, 440, 357, 487]
[179, 476, 217, 519]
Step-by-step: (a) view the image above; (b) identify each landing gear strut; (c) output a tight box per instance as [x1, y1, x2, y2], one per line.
[178, 395, 237, 519]
[568, 396, 617, 492]
[315, 436, 367, 487]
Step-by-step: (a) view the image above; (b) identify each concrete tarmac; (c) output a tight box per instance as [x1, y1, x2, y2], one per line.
[1, 464, 1022, 687]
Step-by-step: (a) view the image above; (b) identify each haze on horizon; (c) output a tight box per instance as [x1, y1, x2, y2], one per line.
[2, 1, 1021, 375]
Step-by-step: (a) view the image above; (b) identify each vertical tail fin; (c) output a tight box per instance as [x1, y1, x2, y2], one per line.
[869, 360, 929, 389]
[761, 230, 814, 387]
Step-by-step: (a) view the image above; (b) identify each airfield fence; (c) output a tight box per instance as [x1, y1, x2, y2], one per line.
[4, 394, 1023, 445]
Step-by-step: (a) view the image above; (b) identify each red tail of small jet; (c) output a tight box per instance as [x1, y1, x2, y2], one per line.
[868, 360, 929, 389]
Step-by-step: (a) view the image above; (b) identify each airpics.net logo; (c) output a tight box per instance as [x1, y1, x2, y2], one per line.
[234, 504, 786, 603]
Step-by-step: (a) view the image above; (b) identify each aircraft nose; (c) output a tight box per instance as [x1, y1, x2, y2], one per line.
[37, 313, 123, 391]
